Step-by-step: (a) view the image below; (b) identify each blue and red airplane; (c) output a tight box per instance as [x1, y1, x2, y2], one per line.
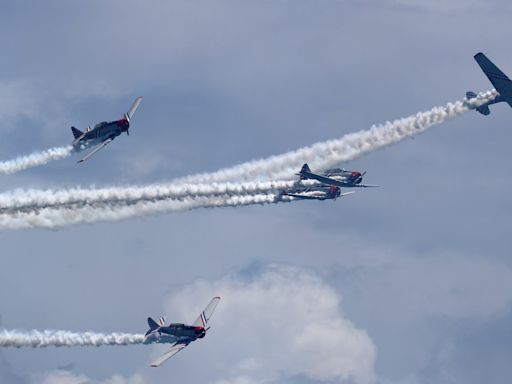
[71, 97, 142, 163]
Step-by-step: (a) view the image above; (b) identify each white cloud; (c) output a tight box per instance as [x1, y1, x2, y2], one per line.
[161, 264, 376, 384]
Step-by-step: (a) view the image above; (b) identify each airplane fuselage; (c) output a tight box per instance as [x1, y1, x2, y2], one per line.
[323, 169, 363, 186]
[280, 184, 341, 201]
[144, 323, 205, 344]
[73, 118, 129, 149]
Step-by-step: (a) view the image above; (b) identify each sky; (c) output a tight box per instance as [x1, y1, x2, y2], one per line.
[0, 0, 511, 383]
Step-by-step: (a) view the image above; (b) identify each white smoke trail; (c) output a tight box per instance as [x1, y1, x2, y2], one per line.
[176, 90, 498, 184]
[0, 193, 284, 230]
[0, 92, 494, 227]
[0, 330, 145, 348]
[0, 179, 296, 213]
[0, 146, 73, 175]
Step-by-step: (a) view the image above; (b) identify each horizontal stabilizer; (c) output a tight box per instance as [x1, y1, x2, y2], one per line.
[474, 52, 512, 107]
[476, 105, 491, 115]
[466, 91, 477, 100]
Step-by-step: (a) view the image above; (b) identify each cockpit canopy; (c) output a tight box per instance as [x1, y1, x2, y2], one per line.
[94, 121, 109, 129]
[324, 168, 345, 175]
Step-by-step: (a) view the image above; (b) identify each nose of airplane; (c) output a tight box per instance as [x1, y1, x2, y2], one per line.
[194, 326, 206, 338]
[351, 171, 362, 183]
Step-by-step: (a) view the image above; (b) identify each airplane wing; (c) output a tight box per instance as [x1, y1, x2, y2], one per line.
[193, 297, 221, 328]
[150, 341, 189, 368]
[127, 97, 143, 120]
[474, 52, 512, 107]
[77, 138, 113, 163]
[352, 184, 379, 188]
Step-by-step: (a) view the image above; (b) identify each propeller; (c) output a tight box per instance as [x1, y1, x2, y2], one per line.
[354, 171, 366, 184]
[124, 113, 130, 136]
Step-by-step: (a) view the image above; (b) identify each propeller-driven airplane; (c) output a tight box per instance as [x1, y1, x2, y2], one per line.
[71, 97, 143, 163]
[467, 52, 512, 115]
[144, 296, 220, 367]
[296, 163, 378, 189]
[280, 184, 355, 201]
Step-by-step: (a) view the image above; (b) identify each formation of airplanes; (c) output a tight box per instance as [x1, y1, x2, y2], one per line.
[279, 163, 377, 201]
[58, 51, 508, 368]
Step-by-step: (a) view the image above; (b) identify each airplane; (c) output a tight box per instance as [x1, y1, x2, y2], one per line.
[279, 184, 355, 201]
[296, 163, 378, 189]
[466, 52, 512, 115]
[144, 296, 220, 367]
[71, 97, 143, 163]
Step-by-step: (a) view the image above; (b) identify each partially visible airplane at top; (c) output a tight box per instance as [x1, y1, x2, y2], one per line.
[71, 97, 142, 163]
[144, 296, 220, 368]
[467, 52, 512, 115]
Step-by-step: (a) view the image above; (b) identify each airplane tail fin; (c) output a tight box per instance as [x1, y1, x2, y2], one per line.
[192, 297, 221, 329]
[71, 126, 83, 140]
[146, 317, 160, 336]
[474, 52, 512, 107]
[298, 163, 312, 180]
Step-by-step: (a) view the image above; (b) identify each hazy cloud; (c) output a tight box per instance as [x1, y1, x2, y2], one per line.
[161, 265, 376, 384]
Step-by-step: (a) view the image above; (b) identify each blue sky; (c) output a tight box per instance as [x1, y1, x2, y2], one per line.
[0, 1, 511, 383]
